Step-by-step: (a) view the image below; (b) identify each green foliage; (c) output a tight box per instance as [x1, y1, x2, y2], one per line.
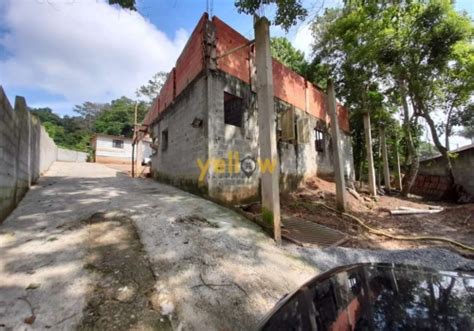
[457, 103, 474, 142]
[94, 97, 147, 137]
[31, 96, 148, 153]
[271, 37, 308, 75]
[270, 37, 329, 87]
[235, 0, 307, 31]
[310, 0, 473, 183]
[108, 0, 136, 11]
[136, 72, 168, 103]
[30, 108, 91, 152]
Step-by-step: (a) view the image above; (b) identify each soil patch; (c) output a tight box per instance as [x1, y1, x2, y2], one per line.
[277, 177, 474, 256]
[77, 212, 171, 331]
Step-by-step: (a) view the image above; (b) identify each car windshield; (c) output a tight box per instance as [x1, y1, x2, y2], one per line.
[261, 264, 474, 331]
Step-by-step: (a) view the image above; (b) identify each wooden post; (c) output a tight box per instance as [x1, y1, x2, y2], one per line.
[363, 112, 377, 196]
[131, 102, 138, 178]
[327, 80, 347, 212]
[254, 16, 281, 244]
[380, 126, 391, 193]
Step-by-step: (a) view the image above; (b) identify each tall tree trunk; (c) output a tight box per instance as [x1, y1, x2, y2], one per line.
[444, 104, 455, 152]
[419, 103, 454, 181]
[399, 78, 419, 197]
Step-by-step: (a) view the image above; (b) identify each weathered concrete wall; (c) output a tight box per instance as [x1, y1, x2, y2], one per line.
[207, 71, 260, 203]
[149, 70, 355, 204]
[57, 148, 88, 163]
[39, 125, 58, 173]
[0, 86, 85, 222]
[452, 149, 474, 196]
[316, 129, 354, 182]
[206, 71, 355, 203]
[150, 73, 209, 193]
[414, 148, 474, 198]
[1, 90, 41, 222]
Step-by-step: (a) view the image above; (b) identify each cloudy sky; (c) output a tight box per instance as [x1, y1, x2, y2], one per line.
[0, 0, 472, 146]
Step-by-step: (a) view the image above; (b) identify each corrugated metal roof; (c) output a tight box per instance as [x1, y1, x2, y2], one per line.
[420, 143, 474, 162]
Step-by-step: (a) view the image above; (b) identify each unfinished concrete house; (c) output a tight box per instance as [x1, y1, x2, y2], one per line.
[142, 13, 354, 204]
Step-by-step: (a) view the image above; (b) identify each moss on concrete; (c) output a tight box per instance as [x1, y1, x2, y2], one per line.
[261, 207, 274, 226]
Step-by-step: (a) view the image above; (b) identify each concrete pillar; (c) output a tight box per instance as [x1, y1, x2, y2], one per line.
[327, 80, 347, 212]
[395, 144, 403, 190]
[363, 113, 377, 196]
[254, 16, 281, 244]
[380, 126, 391, 193]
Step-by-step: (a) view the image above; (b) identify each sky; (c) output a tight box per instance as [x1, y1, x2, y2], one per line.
[0, 0, 472, 147]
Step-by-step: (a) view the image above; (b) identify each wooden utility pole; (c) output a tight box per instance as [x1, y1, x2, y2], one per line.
[254, 16, 281, 244]
[363, 112, 377, 196]
[131, 102, 138, 178]
[380, 126, 391, 193]
[327, 80, 347, 212]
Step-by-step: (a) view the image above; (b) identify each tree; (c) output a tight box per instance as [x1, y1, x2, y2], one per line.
[235, 0, 307, 31]
[457, 104, 474, 143]
[135, 72, 168, 103]
[73, 102, 106, 131]
[271, 37, 308, 75]
[30, 107, 62, 126]
[109, 0, 136, 11]
[310, 1, 473, 194]
[94, 97, 148, 137]
[30, 107, 91, 152]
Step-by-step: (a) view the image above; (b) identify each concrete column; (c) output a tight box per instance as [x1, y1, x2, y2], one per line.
[363, 113, 377, 196]
[395, 143, 403, 190]
[380, 126, 391, 193]
[327, 80, 347, 212]
[254, 16, 281, 244]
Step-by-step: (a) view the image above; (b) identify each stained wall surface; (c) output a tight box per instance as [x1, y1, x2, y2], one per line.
[1, 87, 86, 222]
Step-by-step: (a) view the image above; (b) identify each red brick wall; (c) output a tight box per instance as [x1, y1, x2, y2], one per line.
[213, 18, 350, 132]
[142, 13, 351, 133]
[272, 59, 306, 111]
[337, 104, 350, 133]
[160, 68, 175, 111]
[175, 14, 207, 96]
[214, 16, 251, 84]
[306, 82, 327, 121]
[411, 174, 452, 199]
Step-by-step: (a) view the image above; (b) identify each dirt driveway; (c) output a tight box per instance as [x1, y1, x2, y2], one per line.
[0, 162, 472, 330]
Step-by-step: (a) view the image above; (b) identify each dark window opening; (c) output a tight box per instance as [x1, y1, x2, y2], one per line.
[315, 129, 324, 152]
[224, 92, 243, 127]
[161, 129, 168, 151]
[112, 139, 124, 149]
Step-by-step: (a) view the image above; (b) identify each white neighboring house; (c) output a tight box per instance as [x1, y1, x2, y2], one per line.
[92, 134, 134, 164]
[92, 134, 153, 166]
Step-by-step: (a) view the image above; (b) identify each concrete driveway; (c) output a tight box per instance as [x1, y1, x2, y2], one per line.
[1, 162, 472, 330]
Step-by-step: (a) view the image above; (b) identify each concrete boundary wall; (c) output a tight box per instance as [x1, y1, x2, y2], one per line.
[0, 86, 86, 222]
[57, 148, 88, 163]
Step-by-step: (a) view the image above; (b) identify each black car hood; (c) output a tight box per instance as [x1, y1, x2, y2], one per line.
[259, 263, 473, 331]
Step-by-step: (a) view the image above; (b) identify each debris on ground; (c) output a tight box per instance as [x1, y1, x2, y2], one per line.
[390, 206, 444, 215]
[279, 176, 474, 256]
[174, 214, 219, 228]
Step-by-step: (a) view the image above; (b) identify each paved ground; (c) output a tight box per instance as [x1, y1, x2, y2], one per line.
[1, 162, 472, 330]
